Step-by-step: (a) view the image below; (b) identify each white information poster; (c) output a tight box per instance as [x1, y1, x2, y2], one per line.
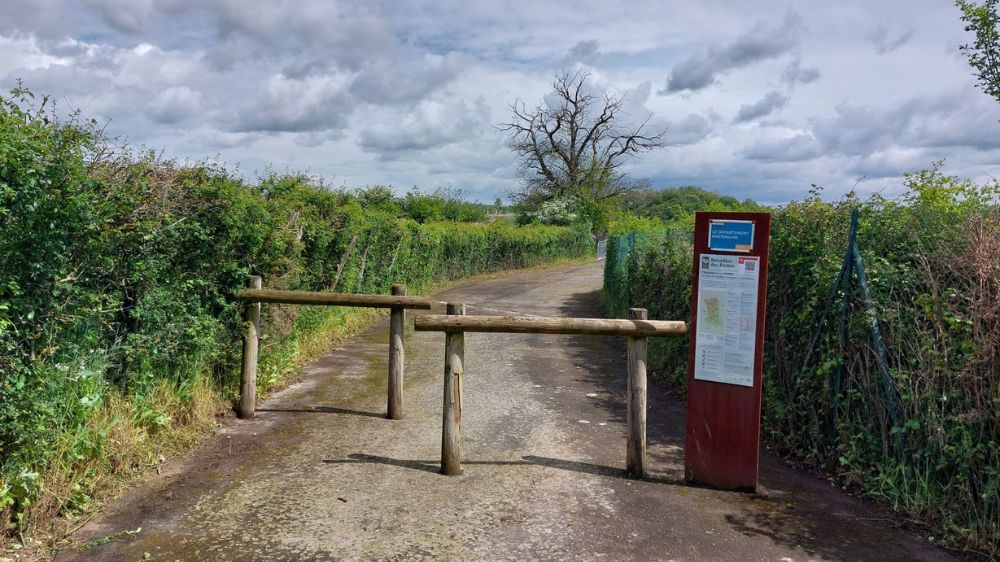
[694, 254, 760, 387]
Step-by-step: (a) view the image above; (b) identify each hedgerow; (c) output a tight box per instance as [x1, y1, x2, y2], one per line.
[0, 88, 592, 541]
[604, 175, 999, 557]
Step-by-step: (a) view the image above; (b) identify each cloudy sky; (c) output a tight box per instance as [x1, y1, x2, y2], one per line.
[1, 0, 997, 203]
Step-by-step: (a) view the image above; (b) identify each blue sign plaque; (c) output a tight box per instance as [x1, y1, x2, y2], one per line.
[708, 220, 754, 252]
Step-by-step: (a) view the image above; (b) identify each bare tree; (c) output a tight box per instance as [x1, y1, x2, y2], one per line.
[499, 70, 666, 206]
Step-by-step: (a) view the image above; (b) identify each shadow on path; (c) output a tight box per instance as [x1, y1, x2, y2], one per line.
[256, 406, 385, 418]
[323, 453, 688, 487]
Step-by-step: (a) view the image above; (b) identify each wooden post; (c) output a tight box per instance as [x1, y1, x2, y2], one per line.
[441, 303, 465, 475]
[626, 307, 648, 478]
[239, 275, 262, 419]
[387, 284, 406, 420]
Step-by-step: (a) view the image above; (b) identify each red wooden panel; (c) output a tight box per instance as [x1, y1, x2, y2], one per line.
[684, 212, 771, 492]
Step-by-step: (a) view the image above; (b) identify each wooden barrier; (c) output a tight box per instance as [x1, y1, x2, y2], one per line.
[441, 303, 465, 475]
[387, 284, 406, 420]
[626, 308, 648, 477]
[239, 275, 262, 419]
[417, 306, 687, 478]
[237, 288, 433, 309]
[414, 314, 685, 337]
[236, 278, 433, 420]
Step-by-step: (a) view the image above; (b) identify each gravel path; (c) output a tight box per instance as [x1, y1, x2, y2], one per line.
[60, 261, 955, 561]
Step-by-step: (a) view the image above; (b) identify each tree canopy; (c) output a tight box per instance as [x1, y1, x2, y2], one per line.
[499, 71, 665, 208]
[957, 0, 1000, 104]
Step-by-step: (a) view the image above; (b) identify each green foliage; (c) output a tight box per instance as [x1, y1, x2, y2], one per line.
[958, 0, 1000, 105]
[0, 88, 592, 538]
[605, 170, 1000, 556]
[620, 185, 761, 225]
[398, 187, 489, 223]
[514, 197, 580, 226]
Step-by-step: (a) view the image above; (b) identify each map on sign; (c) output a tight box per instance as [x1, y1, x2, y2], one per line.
[708, 220, 754, 252]
[694, 254, 760, 387]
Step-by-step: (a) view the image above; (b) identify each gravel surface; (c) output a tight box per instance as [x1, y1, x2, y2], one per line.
[59, 262, 956, 561]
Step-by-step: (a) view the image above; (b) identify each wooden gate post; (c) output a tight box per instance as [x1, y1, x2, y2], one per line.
[387, 284, 406, 420]
[239, 275, 262, 419]
[441, 303, 465, 475]
[626, 307, 648, 477]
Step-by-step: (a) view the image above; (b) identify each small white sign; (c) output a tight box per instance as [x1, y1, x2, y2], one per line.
[694, 254, 760, 387]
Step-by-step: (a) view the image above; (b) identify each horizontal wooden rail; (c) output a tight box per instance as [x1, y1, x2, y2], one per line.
[414, 314, 687, 337]
[426, 304, 677, 478]
[237, 280, 427, 420]
[237, 289, 433, 309]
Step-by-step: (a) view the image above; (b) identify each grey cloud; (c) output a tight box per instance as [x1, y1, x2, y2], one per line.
[781, 57, 820, 88]
[349, 53, 464, 105]
[358, 97, 491, 159]
[667, 114, 713, 145]
[0, 0, 85, 38]
[196, 130, 262, 150]
[148, 86, 201, 123]
[813, 103, 905, 155]
[233, 77, 354, 133]
[201, 34, 262, 72]
[206, 1, 392, 71]
[82, 0, 152, 33]
[280, 57, 333, 80]
[849, 149, 929, 179]
[812, 90, 1000, 157]
[564, 40, 600, 65]
[620, 80, 655, 128]
[182, 2, 463, 105]
[866, 26, 914, 55]
[741, 134, 822, 162]
[735, 91, 788, 122]
[660, 11, 803, 94]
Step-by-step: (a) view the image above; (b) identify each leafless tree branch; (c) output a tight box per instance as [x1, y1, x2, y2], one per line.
[498, 71, 667, 205]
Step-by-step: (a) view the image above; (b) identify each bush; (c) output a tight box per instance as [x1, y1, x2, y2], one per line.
[604, 171, 1000, 556]
[0, 89, 592, 539]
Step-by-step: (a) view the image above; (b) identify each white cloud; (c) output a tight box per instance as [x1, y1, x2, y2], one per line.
[0, 0, 997, 204]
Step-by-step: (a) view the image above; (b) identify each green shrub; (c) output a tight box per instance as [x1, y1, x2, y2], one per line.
[0, 88, 592, 539]
[605, 172, 1000, 556]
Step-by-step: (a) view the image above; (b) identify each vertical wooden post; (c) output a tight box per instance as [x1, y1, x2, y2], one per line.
[239, 275, 262, 420]
[441, 303, 465, 476]
[626, 307, 648, 478]
[387, 284, 406, 420]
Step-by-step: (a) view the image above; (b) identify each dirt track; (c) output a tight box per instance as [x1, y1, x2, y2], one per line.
[60, 261, 955, 561]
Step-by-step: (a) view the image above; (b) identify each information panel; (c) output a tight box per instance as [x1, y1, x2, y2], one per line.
[708, 220, 754, 252]
[694, 254, 760, 387]
[685, 212, 770, 492]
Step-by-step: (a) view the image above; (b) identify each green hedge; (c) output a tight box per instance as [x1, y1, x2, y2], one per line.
[604, 173, 999, 556]
[0, 90, 592, 537]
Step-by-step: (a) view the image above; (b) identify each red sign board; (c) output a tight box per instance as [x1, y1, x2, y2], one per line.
[685, 212, 770, 491]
